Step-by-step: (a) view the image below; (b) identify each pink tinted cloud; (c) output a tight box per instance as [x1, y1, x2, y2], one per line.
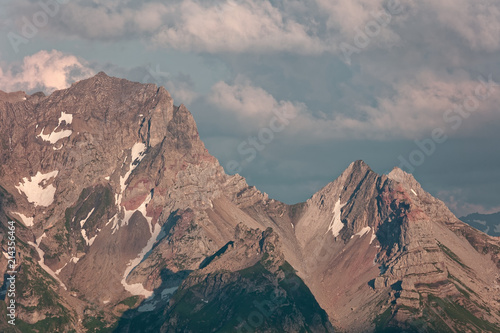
[0, 50, 94, 94]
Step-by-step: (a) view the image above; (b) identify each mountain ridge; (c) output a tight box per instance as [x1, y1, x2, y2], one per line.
[1, 73, 499, 332]
[460, 211, 500, 237]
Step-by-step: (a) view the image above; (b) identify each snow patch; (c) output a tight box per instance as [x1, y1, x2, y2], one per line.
[55, 262, 68, 275]
[326, 198, 346, 237]
[15, 171, 58, 207]
[14, 212, 34, 227]
[38, 128, 72, 144]
[115, 143, 147, 207]
[161, 286, 178, 300]
[81, 229, 97, 246]
[137, 286, 179, 313]
[370, 230, 377, 244]
[80, 208, 95, 227]
[108, 215, 120, 235]
[37, 112, 73, 144]
[138, 301, 159, 312]
[355, 227, 371, 237]
[113, 142, 147, 232]
[121, 194, 160, 298]
[28, 233, 67, 290]
[58, 112, 73, 125]
[131, 142, 147, 165]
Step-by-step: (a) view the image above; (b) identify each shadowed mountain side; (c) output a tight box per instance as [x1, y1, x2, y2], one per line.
[114, 225, 334, 333]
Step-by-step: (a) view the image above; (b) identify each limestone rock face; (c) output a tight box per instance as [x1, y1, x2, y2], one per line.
[0, 73, 499, 333]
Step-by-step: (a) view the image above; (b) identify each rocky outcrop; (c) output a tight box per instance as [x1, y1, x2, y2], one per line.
[115, 225, 334, 333]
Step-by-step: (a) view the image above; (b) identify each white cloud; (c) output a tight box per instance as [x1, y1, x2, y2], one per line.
[421, 0, 500, 51]
[165, 80, 198, 105]
[209, 77, 305, 121]
[58, 1, 171, 39]
[153, 0, 326, 54]
[437, 189, 500, 217]
[5, 0, 500, 55]
[0, 50, 94, 94]
[204, 70, 499, 142]
[317, 0, 392, 34]
[282, 70, 500, 140]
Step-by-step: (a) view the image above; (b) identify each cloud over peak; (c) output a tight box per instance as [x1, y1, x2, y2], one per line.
[0, 50, 94, 94]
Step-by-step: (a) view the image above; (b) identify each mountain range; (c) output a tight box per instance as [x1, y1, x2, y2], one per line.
[460, 212, 500, 237]
[0, 73, 499, 332]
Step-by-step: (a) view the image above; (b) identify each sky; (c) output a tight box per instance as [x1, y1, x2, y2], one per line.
[0, 0, 499, 217]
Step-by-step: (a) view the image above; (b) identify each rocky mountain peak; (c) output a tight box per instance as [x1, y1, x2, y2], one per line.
[387, 167, 422, 194]
[0, 90, 28, 103]
[345, 159, 372, 174]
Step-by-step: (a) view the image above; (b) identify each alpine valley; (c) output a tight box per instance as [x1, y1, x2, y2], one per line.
[1, 73, 499, 333]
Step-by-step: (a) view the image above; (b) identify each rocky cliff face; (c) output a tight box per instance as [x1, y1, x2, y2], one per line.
[0, 73, 499, 332]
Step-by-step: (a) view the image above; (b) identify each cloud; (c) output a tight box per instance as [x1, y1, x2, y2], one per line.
[437, 188, 500, 217]
[121, 65, 199, 105]
[59, 1, 171, 40]
[316, 0, 402, 38]
[0, 50, 94, 94]
[347, 71, 499, 138]
[203, 70, 500, 143]
[4, 0, 500, 56]
[274, 69, 499, 141]
[3, 0, 172, 41]
[153, 0, 326, 54]
[164, 74, 199, 105]
[208, 77, 305, 122]
[5, 0, 325, 53]
[421, 0, 500, 51]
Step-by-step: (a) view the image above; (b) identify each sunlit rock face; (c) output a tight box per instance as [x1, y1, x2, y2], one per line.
[0, 73, 499, 333]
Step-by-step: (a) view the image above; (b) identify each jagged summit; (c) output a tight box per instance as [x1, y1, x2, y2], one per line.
[347, 159, 372, 172]
[388, 166, 419, 187]
[95, 70, 109, 77]
[0, 90, 28, 103]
